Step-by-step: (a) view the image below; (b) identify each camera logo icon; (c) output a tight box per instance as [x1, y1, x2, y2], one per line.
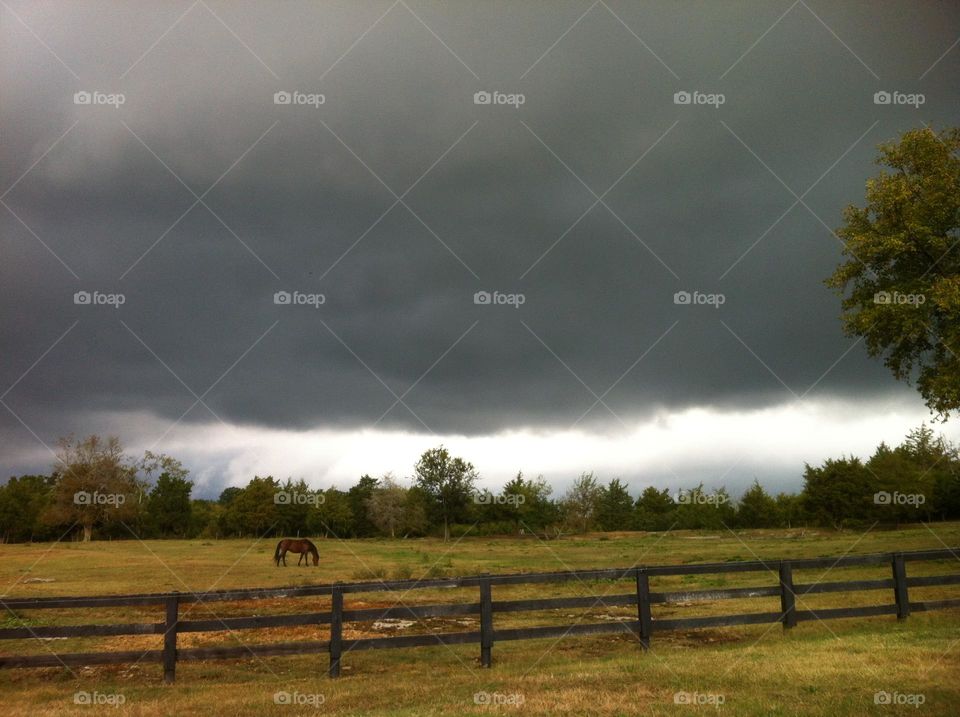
[873, 291, 891, 304]
[274, 491, 291, 505]
[873, 91, 891, 105]
[274, 91, 292, 105]
[673, 91, 691, 105]
[474, 91, 492, 105]
[474, 290, 491, 305]
[673, 290, 691, 305]
[874, 491, 892, 505]
[74, 91, 92, 105]
[74, 291, 92, 305]
[274, 291, 291, 305]
[74, 491, 92, 505]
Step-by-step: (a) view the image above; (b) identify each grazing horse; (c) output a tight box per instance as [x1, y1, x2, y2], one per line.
[274, 538, 319, 566]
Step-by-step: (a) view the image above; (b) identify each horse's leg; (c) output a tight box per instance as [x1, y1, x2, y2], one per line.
[281, 549, 287, 566]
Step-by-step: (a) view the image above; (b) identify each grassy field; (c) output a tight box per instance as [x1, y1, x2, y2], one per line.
[1, 523, 959, 715]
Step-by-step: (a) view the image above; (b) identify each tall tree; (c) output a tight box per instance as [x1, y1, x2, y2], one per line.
[220, 476, 280, 537]
[827, 126, 960, 418]
[634, 487, 676, 531]
[775, 492, 806, 529]
[141, 452, 192, 538]
[145, 472, 193, 537]
[413, 446, 477, 540]
[365, 474, 407, 538]
[801, 458, 875, 529]
[500, 473, 558, 533]
[348, 474, 379, 537]
[400, 486, 430, 537]
[308, 487, 353, 537]
[596, 478, 635, 531]
[274, 478, 319, 537]
[562, 472, 602, 533]
[0, 474, 55, 542]
[44, 435, 141, 541]
[735, 480, 780, 528]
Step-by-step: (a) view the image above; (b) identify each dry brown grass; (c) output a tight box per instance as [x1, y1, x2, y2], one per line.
[2, 524, 959, 715]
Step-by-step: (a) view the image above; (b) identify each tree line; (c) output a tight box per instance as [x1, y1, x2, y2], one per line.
[1, 426, 958, 543]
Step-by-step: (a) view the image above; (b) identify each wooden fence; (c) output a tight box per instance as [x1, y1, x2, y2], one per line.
[1, 547, 958, 682]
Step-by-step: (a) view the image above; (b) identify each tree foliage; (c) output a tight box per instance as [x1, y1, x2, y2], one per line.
[4, 425, 959, 543]
[413, 446, 477, 540]
[827, 126, 960, 418]
[43, 435, 142, 541]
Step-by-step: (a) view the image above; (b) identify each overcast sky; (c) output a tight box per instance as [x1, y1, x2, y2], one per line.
[2, 1, 958, 499]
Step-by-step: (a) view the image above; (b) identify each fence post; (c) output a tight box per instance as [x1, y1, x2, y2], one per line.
[779, 561, 797, 630]
[329, 585, 343, 678]
[163, 595, 179, 684]
[892, 553, 910, 621]
[635, 569, 652, 651]
[479, 576, 493, 668]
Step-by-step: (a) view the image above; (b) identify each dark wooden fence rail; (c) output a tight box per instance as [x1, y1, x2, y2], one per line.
[1, 548, 958, 682]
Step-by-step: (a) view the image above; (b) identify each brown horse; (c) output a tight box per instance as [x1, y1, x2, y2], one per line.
[274, 538, 319, 566]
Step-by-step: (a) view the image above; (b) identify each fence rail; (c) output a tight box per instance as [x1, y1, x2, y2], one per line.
[1, 547, 958, 681]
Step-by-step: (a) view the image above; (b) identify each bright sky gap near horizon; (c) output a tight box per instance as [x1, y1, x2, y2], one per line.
[1, 1, 959, 499]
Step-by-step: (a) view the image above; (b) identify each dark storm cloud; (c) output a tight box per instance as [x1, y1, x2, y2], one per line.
[2, 0, 959, 458]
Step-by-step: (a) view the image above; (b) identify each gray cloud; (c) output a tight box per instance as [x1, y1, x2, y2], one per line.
[2, 1, 958, 481]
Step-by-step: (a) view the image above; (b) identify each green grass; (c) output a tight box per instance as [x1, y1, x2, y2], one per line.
[1, 524, 959, 715]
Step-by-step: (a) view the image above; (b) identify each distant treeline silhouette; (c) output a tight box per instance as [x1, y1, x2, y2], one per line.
[1, 426, 958, 543]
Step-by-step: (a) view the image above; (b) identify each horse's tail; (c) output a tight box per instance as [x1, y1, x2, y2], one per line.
[274, 540, 283, 564]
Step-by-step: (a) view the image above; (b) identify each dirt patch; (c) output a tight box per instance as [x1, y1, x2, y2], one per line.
[660, 629, 743, 647]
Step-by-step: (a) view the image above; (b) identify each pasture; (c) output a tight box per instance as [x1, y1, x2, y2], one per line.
[2, 524, 959, 716]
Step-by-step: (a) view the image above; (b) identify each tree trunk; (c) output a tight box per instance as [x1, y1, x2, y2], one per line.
[82, 523, 92, 542]
[443, 515, 449, 541]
